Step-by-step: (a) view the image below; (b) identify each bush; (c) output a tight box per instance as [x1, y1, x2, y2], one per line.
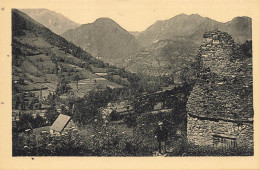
[13, 129, 92, 156]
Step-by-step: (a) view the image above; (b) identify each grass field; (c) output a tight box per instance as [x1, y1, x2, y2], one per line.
[28, 54, 55, 73]
[16, 35, 52, 48]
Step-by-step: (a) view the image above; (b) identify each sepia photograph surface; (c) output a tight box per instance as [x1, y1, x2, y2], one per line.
[1, 0, 260, 169]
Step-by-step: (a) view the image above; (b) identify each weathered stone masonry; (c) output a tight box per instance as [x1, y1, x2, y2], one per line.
[187, 30, 253, 149]
[187, 114, 253, 148]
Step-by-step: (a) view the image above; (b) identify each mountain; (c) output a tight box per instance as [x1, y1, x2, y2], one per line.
[220, 17, 252, 45]
[137, 14, 252, 47]
[124, 14, 252, 79]
[19, 9, 80, 35]
[123, 39, 198, 83]
[129, 31, 141, 38]
[61, 18, 140, 66]
[12, 9, 132, 99]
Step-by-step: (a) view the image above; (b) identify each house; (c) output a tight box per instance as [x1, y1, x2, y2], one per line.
[107, 85, 117, 89]
[50, 114, 76, 135]
[107, 84, 124, 89]
[101, 108, 115, 116]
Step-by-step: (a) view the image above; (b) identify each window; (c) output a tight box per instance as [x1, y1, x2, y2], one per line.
[213, 134, 237, 149]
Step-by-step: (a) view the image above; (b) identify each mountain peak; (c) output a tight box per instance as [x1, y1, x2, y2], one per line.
[19, 8, 80, 35]
[20, 8, 49, 14]
[95, 17, 115, 23]
[61, 16, 139, 66]
[93, 17, 120, 27]
[176, 13, 188, 16]
[231, 16, 251, 22]
[173, 13, 203, 19]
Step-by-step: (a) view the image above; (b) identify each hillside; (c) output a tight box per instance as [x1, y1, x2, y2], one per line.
[123, 39, 198, 82]
[124, 14, 251, 79]
[129, 31, 141, 38]
[12, 9, 128, 100]
[138, 14, 252, 47]
[20, 9, 80, 35]
[61, 18, 140, 66]
[220, 17, 252, 45]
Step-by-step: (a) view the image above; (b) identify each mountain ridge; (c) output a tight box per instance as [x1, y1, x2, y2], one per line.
[61, 17, 140, 66]
[20, 8, 81, 35]
[12, 9, 131, 99]
[123, 14, 251, 79]
[138, 14, 251, 47]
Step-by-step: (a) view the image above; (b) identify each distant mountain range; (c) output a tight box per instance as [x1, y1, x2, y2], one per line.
[20, 9, 80, 35]
[17, 9, 252, 80]
[137, 13, 252, 47]
[61, 18, 140, 65]
[126, 14, 252, 77]
[12, 9, 128, 98]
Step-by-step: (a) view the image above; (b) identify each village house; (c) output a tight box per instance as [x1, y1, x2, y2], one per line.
[50, 114, 77, 136]
[101, 108, 115, 119]
[187, 30, 253, 149]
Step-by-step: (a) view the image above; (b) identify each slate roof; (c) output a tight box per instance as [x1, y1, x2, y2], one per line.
[50, 114, 71, 132]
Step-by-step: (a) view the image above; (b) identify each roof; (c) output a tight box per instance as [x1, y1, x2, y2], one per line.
[50, 114, 71, 132]
[95, 73, 108, 76]
[161, 84, 176, 92]
[107, 84, 124, 89]
[102, 108, 114, 115]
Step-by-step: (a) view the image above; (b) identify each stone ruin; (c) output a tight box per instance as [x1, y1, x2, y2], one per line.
[186, 30, 253, 149]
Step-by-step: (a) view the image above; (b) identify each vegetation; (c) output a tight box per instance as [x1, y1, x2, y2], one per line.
[11, 9, 253, 157]
[13, 112, 47, 133]
[73, 88, 121, 125]
[230, 40, 252, 61]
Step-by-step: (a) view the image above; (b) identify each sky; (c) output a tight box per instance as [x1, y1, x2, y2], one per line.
[43, 0, 253, 32]
[8, 0, 254, 32]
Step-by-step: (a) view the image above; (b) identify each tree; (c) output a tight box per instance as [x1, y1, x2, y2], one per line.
[72, 74, 80, 91]
[45, 106, 59, 125]
[17, 113, 34, 131]
[33, 113, 46, 128]
[14, 94, 20, 109]
[28, 98, 34, 110]
[73, 88, 118, 125]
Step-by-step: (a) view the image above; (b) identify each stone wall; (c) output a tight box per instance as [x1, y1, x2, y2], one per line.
[187, 114, 253, 149]
[186, 30, 253, 149]
[201, 31, 244, 78]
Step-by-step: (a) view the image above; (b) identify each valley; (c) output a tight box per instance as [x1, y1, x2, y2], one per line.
[12, 9, 253, 157]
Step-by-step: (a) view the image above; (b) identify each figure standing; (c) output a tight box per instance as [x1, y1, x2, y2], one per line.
[155, 121, 168, 155]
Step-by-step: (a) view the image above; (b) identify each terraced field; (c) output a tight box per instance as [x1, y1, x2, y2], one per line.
[69, 77, 124, 98]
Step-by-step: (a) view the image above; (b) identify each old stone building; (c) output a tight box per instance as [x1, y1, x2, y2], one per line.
[187, 30, 253, 149]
